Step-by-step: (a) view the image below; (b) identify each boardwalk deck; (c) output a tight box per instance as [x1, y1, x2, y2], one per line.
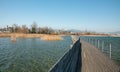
[81, 40, 120, 72]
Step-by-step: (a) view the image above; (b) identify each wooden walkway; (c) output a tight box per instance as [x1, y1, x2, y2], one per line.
[81, 40, 120, 72]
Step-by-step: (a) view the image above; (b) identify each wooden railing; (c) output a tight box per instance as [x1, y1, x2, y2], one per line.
[49, 38, 82, 72]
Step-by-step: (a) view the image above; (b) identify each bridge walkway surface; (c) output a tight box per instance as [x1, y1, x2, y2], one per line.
[49, 36, 120, 72]
[81, 40, 120, 72]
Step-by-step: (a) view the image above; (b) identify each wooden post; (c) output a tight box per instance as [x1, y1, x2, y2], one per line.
[95, 39, 96, 47]
[91, 39, 93, 44]
[110, 43, 112, 59]
[92, 39, 93, 45]
[90, 39, 91, 44]
[96, 39, 97, 47]
[93, 39, 94, 45]
[87, 38, 89, 43]
[88, 38, 89, 43]
[98, 40, 99, 48]
[102, 41, 104, 52]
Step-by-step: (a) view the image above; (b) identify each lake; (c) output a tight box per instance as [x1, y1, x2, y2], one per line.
[0, 36, 72, 72]
[80, 36, 120, 66]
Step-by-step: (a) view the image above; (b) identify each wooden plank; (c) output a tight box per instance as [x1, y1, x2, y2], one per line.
[81, 40, 120, 72]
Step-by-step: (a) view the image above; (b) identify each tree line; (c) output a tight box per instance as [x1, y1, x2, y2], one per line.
[0, 22, 109, 35]
[0, 22, 71, 35]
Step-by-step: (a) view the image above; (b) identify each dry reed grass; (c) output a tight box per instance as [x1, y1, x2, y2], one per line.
[0, 33, 63, 41]
[40, 35, 63, 41]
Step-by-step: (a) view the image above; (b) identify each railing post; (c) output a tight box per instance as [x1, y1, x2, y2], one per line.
[87, 38, 89, 43]
[102, 41, 104, 52]
[91, 39, 92, 44]
[88, 38, 89, 43]
[90, 38, 91, 43]
[91, 38, 92, 44]
[94, 39, 96, 47]
[98, 40, 99, 48]
[92, 39, 93, 45]
[90, 38, 91, 44]
[96, 39, 97, 47]
[110, 43, 112, 59]
[93, 39, 94, 45]
[92, 39, 93, 44]
[94, 39, 95, 46]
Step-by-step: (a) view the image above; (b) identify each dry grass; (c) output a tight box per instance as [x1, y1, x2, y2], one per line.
[0, 33, 42, 37]
[40, 35, 63, 41]
[0, 33, 11, 37]
[0, 33, 63, 41]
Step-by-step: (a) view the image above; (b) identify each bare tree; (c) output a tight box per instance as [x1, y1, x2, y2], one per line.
[21, 25, 28, 33]
[31, 22, 37, 33]
[12, 24, 18, 33]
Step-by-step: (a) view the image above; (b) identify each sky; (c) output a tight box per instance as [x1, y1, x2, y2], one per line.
[0, 0, 120, 33]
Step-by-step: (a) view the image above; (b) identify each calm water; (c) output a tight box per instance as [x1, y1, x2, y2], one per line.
[0, 36, 72, 72]
[81, 36, 120, 66]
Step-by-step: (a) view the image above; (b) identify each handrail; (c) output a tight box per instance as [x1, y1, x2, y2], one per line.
[48, 37, 81, 72]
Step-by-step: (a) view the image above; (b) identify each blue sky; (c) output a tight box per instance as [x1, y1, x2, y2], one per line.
[0, 0, 120, 33]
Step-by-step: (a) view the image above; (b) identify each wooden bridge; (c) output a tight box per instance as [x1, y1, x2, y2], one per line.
[49, 36, 120, 72]
[81, 39, 120, 72]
